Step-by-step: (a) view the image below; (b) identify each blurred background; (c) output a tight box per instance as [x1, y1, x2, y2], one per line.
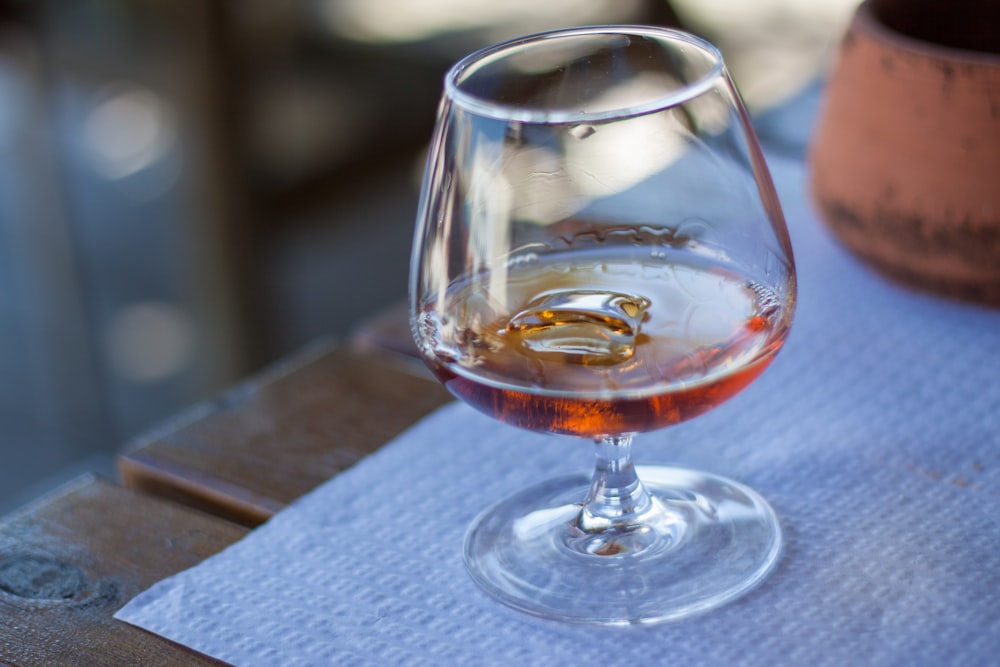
[0, 0, 860, 513]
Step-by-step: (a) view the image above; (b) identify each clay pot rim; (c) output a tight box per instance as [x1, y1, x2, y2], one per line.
[855, 0, 1000, 68]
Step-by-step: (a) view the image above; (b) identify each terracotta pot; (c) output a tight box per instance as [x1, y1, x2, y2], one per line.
[809, 0, 1000, 304]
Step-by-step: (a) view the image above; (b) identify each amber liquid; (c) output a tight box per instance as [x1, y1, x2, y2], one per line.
[418, 248, 791, 438]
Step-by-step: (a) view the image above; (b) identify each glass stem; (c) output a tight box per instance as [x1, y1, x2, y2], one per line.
[577, 435, 655, 533]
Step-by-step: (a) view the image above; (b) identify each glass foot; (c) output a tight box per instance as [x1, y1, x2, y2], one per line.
[464, 466, 782, 625]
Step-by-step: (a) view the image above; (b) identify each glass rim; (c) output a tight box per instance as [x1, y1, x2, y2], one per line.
[444, 24, 727, 124]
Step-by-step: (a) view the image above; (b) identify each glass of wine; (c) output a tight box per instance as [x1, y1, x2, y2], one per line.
[409, 25, 796, 625]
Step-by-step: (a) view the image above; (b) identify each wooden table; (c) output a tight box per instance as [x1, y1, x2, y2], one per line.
[0, 310, 451, 666]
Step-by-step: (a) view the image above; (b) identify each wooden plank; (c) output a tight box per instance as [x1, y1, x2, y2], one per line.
[0, 475, 246, 666]
[119, 339, 452, 527]
[349, 299, 420, 359]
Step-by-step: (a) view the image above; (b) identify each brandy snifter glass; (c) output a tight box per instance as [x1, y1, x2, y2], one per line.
[409, 25, 796, 625]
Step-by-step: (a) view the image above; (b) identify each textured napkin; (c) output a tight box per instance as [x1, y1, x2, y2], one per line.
[115, 154, 1000, 666]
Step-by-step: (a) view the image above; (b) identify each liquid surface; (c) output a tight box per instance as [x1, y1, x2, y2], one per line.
[418, 248, 791, 436]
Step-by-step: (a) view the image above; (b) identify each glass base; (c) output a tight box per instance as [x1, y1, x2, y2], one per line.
[464, 466, 782, 626]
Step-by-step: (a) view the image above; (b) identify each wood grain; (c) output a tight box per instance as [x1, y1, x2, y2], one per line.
[0, 475, 246, 666]
[119, 339, 452, 526]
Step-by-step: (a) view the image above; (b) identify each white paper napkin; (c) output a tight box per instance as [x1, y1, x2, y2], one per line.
[115, 154, 1000, 666]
